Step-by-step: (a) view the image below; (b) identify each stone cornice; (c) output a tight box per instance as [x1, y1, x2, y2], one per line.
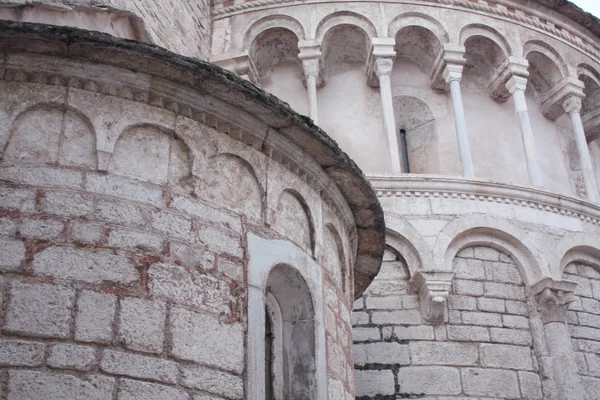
[213, 0, 600, 66]
[368, 174, 600, 226]
[0, 21, 386, 299]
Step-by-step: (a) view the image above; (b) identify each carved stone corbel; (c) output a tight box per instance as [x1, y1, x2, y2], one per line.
[298, 40, 324, 87]
[532, 278, 578, 323]
[366, 38, 396, 87]
[541, 77, 585, 121]
[411, 271, 455, 324]
[488, 57, 530, 102]
[430, 44, 467, 91]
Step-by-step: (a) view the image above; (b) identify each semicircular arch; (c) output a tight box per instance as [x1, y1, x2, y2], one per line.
[523, 40, 568, 77]
[244, 14, 305, 48]
[388, 12, 449, 44]
[459, 23, 512, 57]
[314, 11, 377, 42]
[554, 234, 600, 278]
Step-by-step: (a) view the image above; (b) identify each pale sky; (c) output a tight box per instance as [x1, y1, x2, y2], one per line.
[571, 0, 600, 18]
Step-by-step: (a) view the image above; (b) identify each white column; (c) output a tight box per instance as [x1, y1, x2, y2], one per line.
[506, 76, 543, 187]
[563, 96, 600, 203]
[301, 58, 320, 125]
[443, 64, 475, 178]
[375, 58, 403, 174]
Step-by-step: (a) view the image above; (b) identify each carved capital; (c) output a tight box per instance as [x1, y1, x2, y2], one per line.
[411, 271, 455, 324]
[443, 64, 464, 84]
[298, 40, 323, 85]
[488, 57, 529, 102]
[366, 38, 396, 87]
[532, 278, 578, 323]
[430, 44, 466, 91]
[541, 77, 585, 120]
[505, 75, 529, 95]
[563, 95, 583, 115]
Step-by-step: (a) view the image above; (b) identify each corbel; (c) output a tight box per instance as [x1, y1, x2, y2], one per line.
[531, 277, 578, 323]
[411, 270, 455, 324]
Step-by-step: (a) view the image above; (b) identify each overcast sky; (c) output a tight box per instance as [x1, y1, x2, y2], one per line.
[571, 0, 600, 17]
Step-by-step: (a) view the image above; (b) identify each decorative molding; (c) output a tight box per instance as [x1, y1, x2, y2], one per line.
[542, 77, 586, 120]
[532, 278, 578, 323]
[0, 65, 355, 232]
[366, 38, 396, 87]
[368, 174, 600, 226]
[213, 0, 600, 67]
[411, 270, 455, 324]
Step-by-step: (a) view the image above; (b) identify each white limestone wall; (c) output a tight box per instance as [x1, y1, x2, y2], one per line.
[0, 47, 359, 399]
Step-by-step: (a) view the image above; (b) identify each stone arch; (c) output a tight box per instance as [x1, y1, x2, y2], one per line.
[273, 189, 315, 254]
[198, 153, 264, 221]
[385, 228, 428, 278]
[459, 24, 512, 57]
[249, 26, 300, 81]
[554, 234, 600, 278]
[243, 14, 305, 48]
[434, 215, 547, 285]
[323, 224, 348, 294]
[321, 23, 371, 77]
[578, 64, 600, 116]
[388, 12, 449, 45]
[393, 23, 444, 73]
[4, 104, 97, 168]
[108, 124, 192, 189]
[314, 11, 377, 42]
[523, 40, 567, 95]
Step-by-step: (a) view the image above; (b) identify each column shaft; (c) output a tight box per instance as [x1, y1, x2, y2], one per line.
[306, 75, 319, 125]
[378, 71, 403, 174]
[570, 110, 600, 202]
[448, 79, 475, 177]
[511, 87, 543, 187]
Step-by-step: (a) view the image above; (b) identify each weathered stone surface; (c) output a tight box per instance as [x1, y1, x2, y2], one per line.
[355, 369, 395, 397]
[117, 379, 189, 400]
[462, 368, 520, 398]
[33, 246, 139, 284]
[20, 218, 64, 239]
[117, 297, 166, 354]
[100, 350, 179, 384]
[397, 366, 462, 395]
[5, 282, 74, 339]
[354, 342, 409, 365]
[0, 238, 25, 271]
[0, 339, 45, 367]
[410, 342, 478, 366]
[75, 290, 116, 343]
[169, 306, 244, 374]
[47, 343, 96, 371]
[7, 370, 115, 400]
[181, 365, 243, 399]
[480, 343, 534, 370]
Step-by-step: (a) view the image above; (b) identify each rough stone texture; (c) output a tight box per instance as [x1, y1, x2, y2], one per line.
[100, 350, 179, 384]
[7, 370, 115, 400]
[117, 297, 166, 354]
[75, 290, 117, 343]
[0, 339, 45, 367]
[47, 343, 96, 371]
[181, 364, 244, 399]
[117, 379, 189, 400]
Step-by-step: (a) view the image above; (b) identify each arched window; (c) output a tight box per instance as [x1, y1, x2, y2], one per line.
[264, 264, 317, 399]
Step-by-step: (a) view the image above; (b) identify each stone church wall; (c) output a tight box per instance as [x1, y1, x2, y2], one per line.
[353, 246, 542, 399]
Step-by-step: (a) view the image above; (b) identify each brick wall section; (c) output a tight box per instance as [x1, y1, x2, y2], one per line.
[353, 246, 543, 399]
[564, 262, 600, 399]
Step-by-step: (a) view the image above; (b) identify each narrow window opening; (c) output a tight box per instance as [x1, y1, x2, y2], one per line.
[399, 128, 410, 173]
[265, 308, 275, 400]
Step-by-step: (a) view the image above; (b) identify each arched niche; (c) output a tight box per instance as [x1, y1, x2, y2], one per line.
[392, 95, 435, 174]
[314, 11, 377, 43]
[462, 35, 508, 93]
[323, 224, 348, 295]
[524, 41, 567, 99]
[578, 64, 600, 141]
[265, 264, 317, 399]
[198, 153, 263, 222]
[321, 24, 370, 77]
[243, 14, 305, 49]
[394, 25, 443, 74]
[109, 124, 192, 191]
[4, 105, 96, 168]
[273, 189, 315, 254]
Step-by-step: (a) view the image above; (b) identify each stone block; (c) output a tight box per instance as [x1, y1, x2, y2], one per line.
[353, 298, 364, 310]
[582, 376, 600, 400]
[410, 342, 478, 366]
[75, 290, 116, 343]
[447, 325, 490, 342]
[170, 194, 242, 232]
[371, 309, 421, 325]
[518, 371, 543, 399]
[150, 210, 193, 241]
[47, 343, 96, 371]
[505, 300, 529, 316]
[570, 326, 600, 341]
[478, 297, 505, 313]
[86, 173, 163, 206]
[367, 295, 402, 310]
[7, 370, 115, 400]
[33, 246, 138, 284]
[0, 339, 44, 366]
[401, 295, 420, 309]
[0, 187, 36, 212]
[0, 238, 25, 271]
[586, 352, 600, 377]
[108, 228, 163, 253]
[397, 366, 462, 395]
[490, 327, 533, 346]
[197, 225, 243, 258]
[392, 325, 435, 341]
[480, 344, 534, 370]
[473, 247, 500, 261]
[449, 295, 477, 310]
[453, 279, 483, 296]
[100, 350, 178, 384]
[0, 165, 83, 189]
[503, 314, 530, 329]
[95, 199, 148, 227]
[170, 242, 215, 269]
[71, 221, 104, 244]
[352, 311, 369, 325]
[40, 191, 94, 217]
[354, 342, 409, 366]
[461, 311, 503, 327]
[181, 365, 243, 399]
[118, 379, 189, 400]
[0, 216, 17, 236]
[118, 297, 166, 354]
[462, 368, 520, 398]
[486, 261, 522, 284]
[169, 306, 244, 374]
[20, 218, 64, 239]
[484, 282, 526, 300]
[579, 312, 600, 328]
[353, 327, 380, 342]
[218, 258, 244, 282]
[355, 369, 395, 397]
[453, 258, 485, 280]
[149, 263, 229, 313]
[5, 281, 74, 339]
